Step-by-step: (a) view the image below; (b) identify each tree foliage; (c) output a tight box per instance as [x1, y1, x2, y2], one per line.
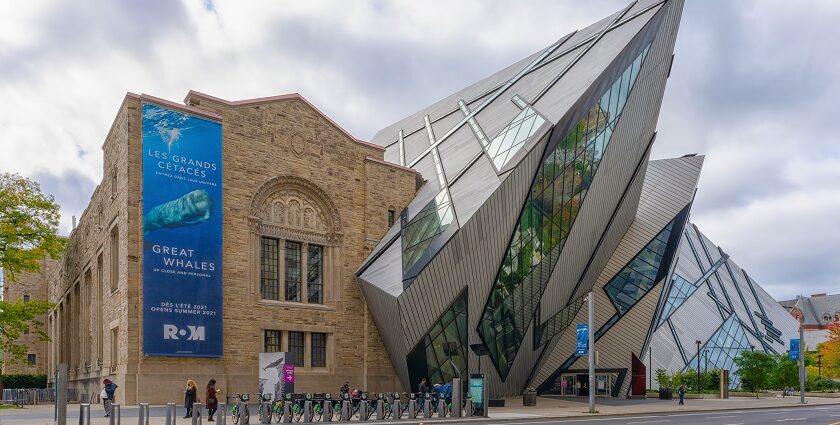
[0, 172, 65, 282]
[0, 299, 52, 366]
[819, 322, 840, 378]
[773, 353, 799, 392]
[734, 350, 775, 394]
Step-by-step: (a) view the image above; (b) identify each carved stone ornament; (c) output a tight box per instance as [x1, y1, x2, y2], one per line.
[249, 175, 343, 244]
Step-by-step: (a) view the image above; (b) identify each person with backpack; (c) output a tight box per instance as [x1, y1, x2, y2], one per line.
[102, 379, 118, 417]
[678, 383, 686, 405]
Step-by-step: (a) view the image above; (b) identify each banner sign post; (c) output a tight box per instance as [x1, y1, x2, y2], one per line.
[789, 339, 800, 361]
[576, 324, 589, 356]
[142, 103, 223, 357]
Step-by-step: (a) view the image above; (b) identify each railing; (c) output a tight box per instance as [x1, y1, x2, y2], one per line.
[2, 388, 80, 405]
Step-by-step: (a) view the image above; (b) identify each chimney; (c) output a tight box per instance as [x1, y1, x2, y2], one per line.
[72, 215, 77, 230]
[811, 293, 827, 298]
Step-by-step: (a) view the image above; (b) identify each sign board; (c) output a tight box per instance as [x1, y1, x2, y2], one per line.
[789, 339, 800, 360]
[561, 379, 568, 389]
[141, 103, 224, 357]
[284, 364, 296, 384]
[260, 352, 293, 400]
[576, 324, 589, 355]
[469, 374, 485, 416]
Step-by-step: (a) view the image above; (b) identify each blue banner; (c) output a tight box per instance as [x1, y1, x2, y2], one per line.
[789, 339, 800, 360]
[142, 103, 223, 357]
[576, 324, 588, 356]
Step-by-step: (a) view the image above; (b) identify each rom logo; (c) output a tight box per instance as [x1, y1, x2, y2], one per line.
[163, 324, 205, 341]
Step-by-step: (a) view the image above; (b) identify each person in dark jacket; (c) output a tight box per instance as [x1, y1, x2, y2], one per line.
[103, 379, 118, 417]
[184, 380, 198, 418]
[206, 379, 221, 422]
[678, 384, 686, 405]
[417, 378, 429, 395]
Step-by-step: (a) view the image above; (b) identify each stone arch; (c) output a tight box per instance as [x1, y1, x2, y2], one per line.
[250, 175, 343, 238]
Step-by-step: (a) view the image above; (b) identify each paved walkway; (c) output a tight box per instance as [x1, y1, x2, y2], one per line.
[1, 395, 838, 424]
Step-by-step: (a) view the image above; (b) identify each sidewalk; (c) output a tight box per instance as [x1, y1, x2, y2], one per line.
[1, 395, 839, 425]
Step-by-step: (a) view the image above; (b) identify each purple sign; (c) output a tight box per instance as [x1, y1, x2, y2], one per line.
[283, 364, 295, 384]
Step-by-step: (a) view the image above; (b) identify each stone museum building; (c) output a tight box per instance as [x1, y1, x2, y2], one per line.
[44, 91, 418, 404]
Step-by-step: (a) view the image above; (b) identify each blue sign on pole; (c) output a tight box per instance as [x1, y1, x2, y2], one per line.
[142, 103, 223, 357]
[576, 324, 589, 356]
[789, 339, 800, 361]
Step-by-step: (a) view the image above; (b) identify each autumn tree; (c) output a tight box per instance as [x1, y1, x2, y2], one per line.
[0, 172, 65, 281]
[819, 322, 840, 378]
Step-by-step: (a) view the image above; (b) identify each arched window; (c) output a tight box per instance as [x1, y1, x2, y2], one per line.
[823, 314, 831, 323]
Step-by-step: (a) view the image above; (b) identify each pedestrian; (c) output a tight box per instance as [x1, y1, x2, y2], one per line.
[441, 381, 453, 404]
[417, 377, 429, 395]
[102, 379, 118, 417]
[184, 379, 198, 418]
[340, 381, 350, 397]
[678, 383, 686, 406]
[206, 379, 221, 422]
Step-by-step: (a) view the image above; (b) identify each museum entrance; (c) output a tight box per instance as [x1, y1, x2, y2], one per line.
[552, 372, 617, 397]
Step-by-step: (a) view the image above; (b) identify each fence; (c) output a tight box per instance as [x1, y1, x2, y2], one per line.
[2, 388, 79, 405]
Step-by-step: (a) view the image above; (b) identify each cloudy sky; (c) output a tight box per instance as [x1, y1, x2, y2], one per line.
[1, 0, 837, 301]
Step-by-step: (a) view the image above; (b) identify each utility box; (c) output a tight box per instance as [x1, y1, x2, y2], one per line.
[522, 388, 537, 406]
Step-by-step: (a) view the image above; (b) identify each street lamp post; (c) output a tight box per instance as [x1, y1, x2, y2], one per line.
[695, 340, 702, 394]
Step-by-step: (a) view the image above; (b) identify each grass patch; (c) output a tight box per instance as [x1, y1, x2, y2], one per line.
[0, 405, 21, 410]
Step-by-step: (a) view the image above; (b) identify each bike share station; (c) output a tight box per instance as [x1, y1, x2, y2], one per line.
[65, 346, 488, 424]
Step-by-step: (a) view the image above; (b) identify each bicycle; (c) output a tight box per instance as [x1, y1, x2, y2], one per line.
[230, 393, 250, 425]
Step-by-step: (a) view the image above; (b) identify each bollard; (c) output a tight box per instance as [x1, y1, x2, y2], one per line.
[408, 398, 417, 419]
[464, 398, 474, 417]
[436, 396, 447, 418]
[218, 404, 227, 425]
[375, 397, 384, 420]
[79, 403, 91, 425]
[192, 402, 203, 425]
[138, 403, 150, 425]
[110, 404, 121, 425]
[323, 400, 333, 422]
[451, 378, 463, 418]
[165, 403, 177, 425]
[340, 400, 351, 421]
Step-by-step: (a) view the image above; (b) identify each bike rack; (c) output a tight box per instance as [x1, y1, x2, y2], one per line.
[436, 396, 447, 418]
[165, 403, 176, 425]
[422, 393, 432, 418]
[138, 403, 150, 425]
[219, 403, 228, 425]
[340, 396, 351, 421]
[303, 393, 313, 423]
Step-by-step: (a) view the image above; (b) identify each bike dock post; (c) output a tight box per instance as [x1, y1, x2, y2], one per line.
[110, 404, 121, 425]
[408, 394, 418, 419]
[261, 400, 271, 424]
[323, 397, 333, 422]
[219, 403, 227, 425]
[282, 398, 292, 423]
[138, 403, 150, 425]
[193, 402, 203, 425]
[79, 403, 91, 425]
[375, 394, 384, 420]
[451, 378, 463, 418]
[392, 394, 402, 420]
[165, 403, 176, 425]
[238, 400, 248, 425]
[436, 396, 447, 418]
[359, 394, 368, 420]
[303, 395, 313, 423]
[422, 394, 432, 419]
[340, 397, 351, 421]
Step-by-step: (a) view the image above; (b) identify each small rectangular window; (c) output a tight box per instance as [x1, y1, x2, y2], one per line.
[23, 293, 30, 303]
[27, 354, 36, 365]
[388, 209, 395, 227]
[110, 327, 119, 370]
[288, 331, 304, 367]
[311, 332, 327, 368]
[261, 237, 280, 300]
[307, 245, 323, 304]
[285, 241, 302, 302]
[264, 330, 282, 353]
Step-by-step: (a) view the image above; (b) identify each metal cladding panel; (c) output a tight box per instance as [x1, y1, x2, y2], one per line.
[357, 276, 410, 389]
[648, 327, 687, 373]
[360, 237, 404, 297]
[438, 125, 484, 184]
[448, 154, 501, 225]
[747, 273, 801, 345]
[401, 128, 433, 166]
[667, 283, 723, 354]
[473, 96, 528, 151]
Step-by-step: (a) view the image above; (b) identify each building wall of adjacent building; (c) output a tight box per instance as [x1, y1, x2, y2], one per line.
[47, 91, 418, 404]
[1, 258, 57, 375]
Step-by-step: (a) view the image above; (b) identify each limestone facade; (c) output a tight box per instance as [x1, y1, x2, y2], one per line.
[46, 91, 418, 404]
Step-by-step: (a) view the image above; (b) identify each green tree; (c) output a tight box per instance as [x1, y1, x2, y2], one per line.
[0, 299, 52, 368]
[774, 354, 799, 394]
[0, 172, 65, 282]
[734, 350, 775, 396]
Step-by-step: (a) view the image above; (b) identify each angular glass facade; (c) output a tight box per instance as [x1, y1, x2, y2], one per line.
[486, 106, 546, 169]
[534, 294, 586, 348]
[401, 189, 455, 276]
[478, 44, 652, 378]
[657, 274, 699, 327]
[604, 218, 673, 315]
[685, 315, 751, 388]
[406, 291, 468, 386]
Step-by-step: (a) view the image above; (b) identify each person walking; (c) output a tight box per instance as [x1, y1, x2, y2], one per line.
[417, 378, 429, 395]
[184, 380, 198, 418]
[678, 383, 686, 406]
[102, 379, 118, 417]
[206, 379, 220, 422]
